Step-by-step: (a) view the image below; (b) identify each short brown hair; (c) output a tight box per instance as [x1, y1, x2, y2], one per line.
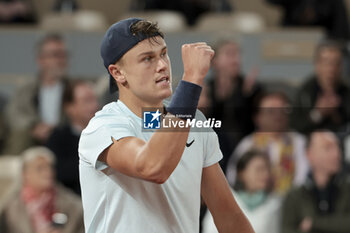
[130, 20, 164, 42]
[253, 91, 290, 116]
[63, 80, 91, 106]
[234, 150, 271, 192]
[36, 33, 64, 55]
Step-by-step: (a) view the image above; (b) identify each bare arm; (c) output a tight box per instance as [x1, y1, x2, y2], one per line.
[100, 122, 189, 183]
[100, 42, 214, 184]
[201, 163, 254, 233]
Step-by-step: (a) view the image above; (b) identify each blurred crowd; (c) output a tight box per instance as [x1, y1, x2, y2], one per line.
[198, 36, 350, 233]
[1, 0, 350, 233]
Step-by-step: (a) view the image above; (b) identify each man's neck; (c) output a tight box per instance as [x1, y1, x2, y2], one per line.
[318, 78, 338, 93]
[214, 74, 237, 101]
[119, 93, 164, 118]
[70, 120, 86, 134]
[40, 73, 62, 86]
[312, 170, 332, 189]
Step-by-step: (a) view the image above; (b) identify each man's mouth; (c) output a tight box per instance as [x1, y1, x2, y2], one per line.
[156, 76, 170, 83]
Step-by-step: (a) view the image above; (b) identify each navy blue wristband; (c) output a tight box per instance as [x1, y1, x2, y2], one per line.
[166, 80, 202, 119]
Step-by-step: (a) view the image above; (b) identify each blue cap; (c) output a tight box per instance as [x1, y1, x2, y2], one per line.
[100, 18, 163, 93]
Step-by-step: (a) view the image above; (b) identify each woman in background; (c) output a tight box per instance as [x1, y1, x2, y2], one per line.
[203, 150, 281, 233]
[0, 147, 84, 233]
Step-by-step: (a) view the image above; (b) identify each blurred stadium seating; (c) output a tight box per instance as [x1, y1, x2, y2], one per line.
[121, 10, 187, 33]
[196, 12, 266, 33]
[231, 0, 282, 27]
[40, 10, 108, 32]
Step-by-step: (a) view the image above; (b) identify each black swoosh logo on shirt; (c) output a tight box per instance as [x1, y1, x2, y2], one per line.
[186, 139, 195, 147]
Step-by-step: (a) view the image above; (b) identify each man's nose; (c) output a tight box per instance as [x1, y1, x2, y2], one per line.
[156, 57, 168, 72]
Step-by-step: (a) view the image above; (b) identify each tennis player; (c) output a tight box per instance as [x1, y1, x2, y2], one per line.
[79, 18, 253, 233]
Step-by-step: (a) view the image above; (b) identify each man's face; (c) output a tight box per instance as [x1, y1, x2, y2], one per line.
[315, 48, 342, 87]
[213, 42, 241, 78]
[37, 40, 68, 79]
[116, 36, 172, 105]
[66, 83, 99, 127]
[308, 132, 341, 175]
[255, 95, 290, 132]
[23, 156, 55, 192]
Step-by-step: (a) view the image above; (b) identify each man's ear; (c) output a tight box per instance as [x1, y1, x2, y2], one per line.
[108, 64, 126, 84]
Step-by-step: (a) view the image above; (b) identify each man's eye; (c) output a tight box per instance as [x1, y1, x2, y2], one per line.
[161, 51, 167, 57]
[143, 56, 152, 62]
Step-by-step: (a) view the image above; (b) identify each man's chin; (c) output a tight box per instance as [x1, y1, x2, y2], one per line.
[49, 70, 66, 79]
[160, 88, 172, 99]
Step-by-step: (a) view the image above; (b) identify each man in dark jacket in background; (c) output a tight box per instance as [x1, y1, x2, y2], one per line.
[292, 40, 350, 134]
[46, 80, 99, 195]
[282, 130, 350, 233]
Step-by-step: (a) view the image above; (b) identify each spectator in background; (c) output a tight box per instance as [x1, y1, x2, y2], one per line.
[198, 82, 233, 172]
[207, 39, 262, 164]
[197, 83, 211, 116]
[46, 80, 99, 195]
[4, 34, 70, 155]
[265, 0, 350, 40]
[197, 83, 232, 231]
[0, 146, 84, 233]
[226, 92, 309, 195]
[281, 130, 350, 233]
[0, 0, 36, 24]
[129, 0, 232, 26]
[292, 40, 350, 134]
[53, 0, 78, 13]
[203, 150, 281, 233]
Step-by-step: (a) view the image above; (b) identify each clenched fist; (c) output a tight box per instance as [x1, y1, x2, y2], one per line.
[181, 42, 215, 86]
